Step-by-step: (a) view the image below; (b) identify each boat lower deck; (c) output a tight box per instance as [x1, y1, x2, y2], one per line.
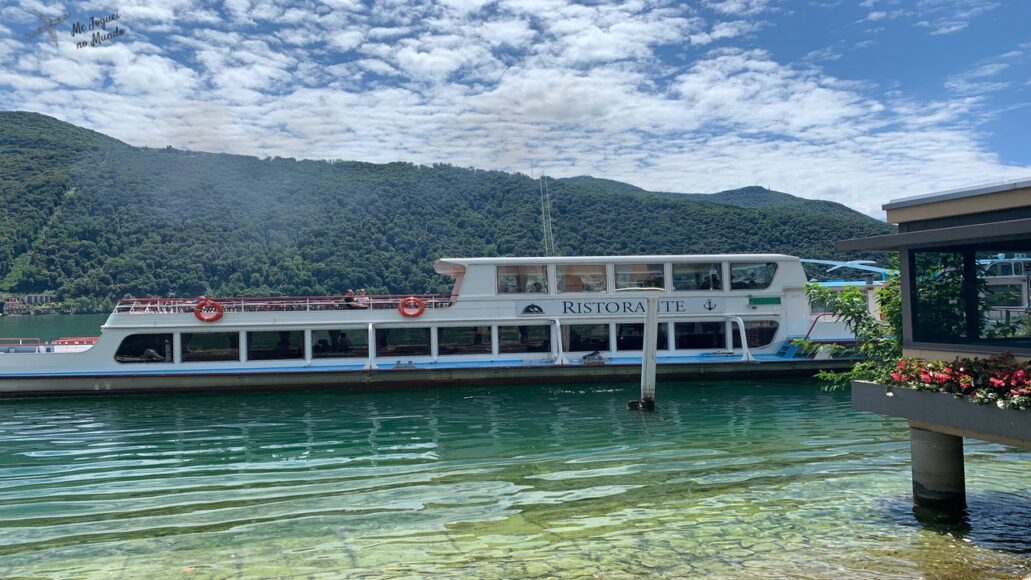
[0, 357, 855, 397]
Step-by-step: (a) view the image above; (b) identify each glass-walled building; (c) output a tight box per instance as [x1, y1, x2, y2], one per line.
[839, 179, 1031, 361]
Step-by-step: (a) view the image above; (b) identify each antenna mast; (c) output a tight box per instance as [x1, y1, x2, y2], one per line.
[537, 170, 557, 256]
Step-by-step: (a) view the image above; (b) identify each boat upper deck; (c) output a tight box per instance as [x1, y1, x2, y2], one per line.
[113, 294, 452, 315]
[108, 253, 810, 324]
[433, 253, 799, 270]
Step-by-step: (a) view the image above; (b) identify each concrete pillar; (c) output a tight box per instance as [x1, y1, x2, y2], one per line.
[640, 296, 658, 404]
[910, 427, 966, 511]
[628, 297, 659, 412]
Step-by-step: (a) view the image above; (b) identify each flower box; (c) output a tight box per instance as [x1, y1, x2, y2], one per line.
[852, 380, 1031, 449]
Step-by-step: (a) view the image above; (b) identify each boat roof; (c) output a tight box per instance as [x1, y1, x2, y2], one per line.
[800, 259, 896, 275]
[435, 254, 797, 269]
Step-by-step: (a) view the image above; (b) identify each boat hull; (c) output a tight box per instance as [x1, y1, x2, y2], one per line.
[0, 359, 854, 397]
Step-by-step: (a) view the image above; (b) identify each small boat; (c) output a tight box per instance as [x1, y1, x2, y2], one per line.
[0, 254, 869, 396]
[0, 336, 98, 354]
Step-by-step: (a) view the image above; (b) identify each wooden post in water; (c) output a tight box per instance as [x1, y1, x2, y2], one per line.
[629, 296, 658, 411]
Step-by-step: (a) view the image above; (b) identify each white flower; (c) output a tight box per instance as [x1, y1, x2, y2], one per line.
[886, 391, 894, 397]
[997, 400, 1006, 409]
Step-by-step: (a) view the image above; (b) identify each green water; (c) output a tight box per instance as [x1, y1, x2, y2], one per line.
[0, 313, 108, 341]
[0, 382, 1029, 578]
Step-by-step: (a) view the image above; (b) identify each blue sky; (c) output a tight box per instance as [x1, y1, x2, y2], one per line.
[2, 0, 1029, 216]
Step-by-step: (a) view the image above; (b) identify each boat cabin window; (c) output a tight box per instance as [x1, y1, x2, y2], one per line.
[312, 329, 368, 358]
[376, 327, 431, 356]
[674, 322, 725, 349]
[498, 325, 551, 353]
[730, 262, 778, 290]
[438, 326, 491, 355]
[247, 331, 304, 360]
[557, 264, 607, 293]
[616, 323, 669, 350]
[672, 262, 722, 291]
[562, 324, 611, 352]
[810, 297, 834, 314]
[115, 333, 172, 363]
[614, 263, 664, 290]
[497, 265, 548, 294]
[732, 321, 780, 348]
[985, 284, 1025, 308]
[181, 332, 240, 362]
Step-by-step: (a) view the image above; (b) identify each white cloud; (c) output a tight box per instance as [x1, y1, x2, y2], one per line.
[356, 58, 400, 77]
[329, 30, 364, 51]
[0, 0, 1026, 218]
[945, 49, 1028, 97]
[710, 20, 761, 41]
[476, 19, 535, 49]
[320, 0, 363, 9]
[804, 46, 842, 62]
[110, 54, 199, 94]
[703, 0, 771, 17]
[39, 56, 105, 87]
[439, 0, 494, 15]
[914, 0, 999, 35]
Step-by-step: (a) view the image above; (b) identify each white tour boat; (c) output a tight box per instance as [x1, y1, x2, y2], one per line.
[0, 254, 864, 396]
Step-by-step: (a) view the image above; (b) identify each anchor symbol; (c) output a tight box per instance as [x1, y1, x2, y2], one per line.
[703, 299, 717, 311]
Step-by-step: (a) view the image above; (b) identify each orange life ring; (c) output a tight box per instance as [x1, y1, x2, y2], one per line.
[398, 296, 426, 318]
[194, 299, 224, 322]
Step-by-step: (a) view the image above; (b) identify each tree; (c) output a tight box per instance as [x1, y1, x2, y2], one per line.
[802, 266, 902, 390]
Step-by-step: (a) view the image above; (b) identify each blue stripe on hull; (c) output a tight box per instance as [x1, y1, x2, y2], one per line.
[0, 352, 827, 379]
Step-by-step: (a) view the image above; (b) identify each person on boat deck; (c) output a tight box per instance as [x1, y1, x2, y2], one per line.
[354, 289, 370, 308]
[344, 289, 356, 309]
[529, 281, 544, 293]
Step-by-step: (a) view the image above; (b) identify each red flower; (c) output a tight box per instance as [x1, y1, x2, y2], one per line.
[989, 377, 1006, 389]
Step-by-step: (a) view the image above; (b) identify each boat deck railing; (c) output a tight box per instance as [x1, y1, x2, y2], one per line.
[113, 295, 453, 314]
[0, 337, 43, 346]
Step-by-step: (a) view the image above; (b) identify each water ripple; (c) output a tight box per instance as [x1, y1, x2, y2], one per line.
[0, 381, 1028, 578]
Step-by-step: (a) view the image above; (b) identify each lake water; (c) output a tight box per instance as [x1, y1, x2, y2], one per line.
[0, 313, 109, 341]
[0, 316, 1029, 578]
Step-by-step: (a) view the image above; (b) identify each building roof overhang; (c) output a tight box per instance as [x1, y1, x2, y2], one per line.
[837, 217, 1031, 252]
[883, 178, 1031, 211]
[883, 178, 1031, 225]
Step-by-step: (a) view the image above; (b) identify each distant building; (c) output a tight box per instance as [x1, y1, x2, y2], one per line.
[4, 299, 28, 315]
[22, 294, 53, 305]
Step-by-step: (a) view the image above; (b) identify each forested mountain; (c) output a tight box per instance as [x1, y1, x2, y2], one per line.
[0, 112, 894, 310]
[561, 176, 867, 219]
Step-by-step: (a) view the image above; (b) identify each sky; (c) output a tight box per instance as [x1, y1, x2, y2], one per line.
[2, 0, 1030, 216]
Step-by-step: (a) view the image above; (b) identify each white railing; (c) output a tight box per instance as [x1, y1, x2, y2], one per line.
[114, 295, 453, 315]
